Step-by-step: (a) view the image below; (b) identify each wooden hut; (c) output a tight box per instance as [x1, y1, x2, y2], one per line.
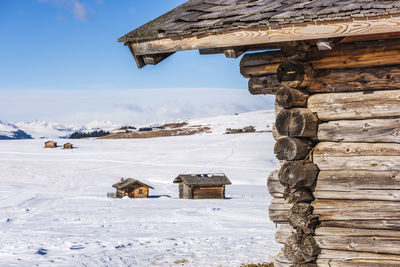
[63, 143, 73, 149]
[44, 141, 57, 148]
[119, 1, 400, 266]
[112, 178, 154, 198]
[173, 174, 231, 199]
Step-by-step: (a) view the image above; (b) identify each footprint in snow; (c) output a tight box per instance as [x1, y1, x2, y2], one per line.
[70, 245, 85, 250]
[36, 248, 48, 255]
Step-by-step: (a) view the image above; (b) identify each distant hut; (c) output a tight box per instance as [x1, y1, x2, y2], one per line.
[112, 178, 154, 198]
[44, 141, 57, 148]
[173, 174, 231, 199]
[63, 143, 73, 149]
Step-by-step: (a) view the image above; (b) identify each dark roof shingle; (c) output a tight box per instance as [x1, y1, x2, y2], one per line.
[119, 0, 400, 43]
[112, 178, 154, 190]
[173, 174, 232, 186]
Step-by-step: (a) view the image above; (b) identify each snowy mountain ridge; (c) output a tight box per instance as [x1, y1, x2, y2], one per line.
[1, 110, 275, 139]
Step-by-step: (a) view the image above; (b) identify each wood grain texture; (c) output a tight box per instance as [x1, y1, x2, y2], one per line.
[308, 65, 400, 93]
[277, 61, 314, 89]
[270, 199, 400, 222]
[312, 142, 400, 171]
[313, 199, 400, 221]
[275, 88, 308, 109]
[278, 160, 319, 190]
[317, 118, 400, 143]
[315, 235, 400, 255]
[274, 137, 314, 161]
[276, 108, 318, 137]
[129, 16, 400, 56]
[308, 90, 400, 121]
[316, 258, 400, 266]
[319, 249, 400, 260]
[314, 172, 400, 201]
[248, 75, 283, 95]
[320, 219, 400, 230]
[267, 170, 284, 198]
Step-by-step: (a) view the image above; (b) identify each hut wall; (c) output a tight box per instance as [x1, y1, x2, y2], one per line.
[45, 142, 57, 148]
[179, 183, 183, 199]
[192, 186, 225, 199]
[131, 185, 149, 198]
[182, 184, 193, 199]
[116, 185, 149, 198]
[243, 39, 400, 266]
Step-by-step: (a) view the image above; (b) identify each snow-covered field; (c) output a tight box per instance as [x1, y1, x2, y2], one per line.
[0, 111, 281, 267]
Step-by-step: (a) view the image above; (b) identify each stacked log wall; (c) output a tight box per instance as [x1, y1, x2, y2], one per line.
[243, 39, 400, 266]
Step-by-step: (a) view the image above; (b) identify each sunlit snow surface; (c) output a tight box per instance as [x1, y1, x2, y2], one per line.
[0, 123, 281, 266]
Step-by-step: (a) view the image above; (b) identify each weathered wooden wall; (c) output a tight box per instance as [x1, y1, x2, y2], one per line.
[243, 38, 400, 266]
[193, 186, 225, 199]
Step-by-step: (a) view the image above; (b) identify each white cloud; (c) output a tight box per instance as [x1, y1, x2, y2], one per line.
[0, 88, 274, 125]
[38, 0, 89, 22]
[73, 1, 88, 22]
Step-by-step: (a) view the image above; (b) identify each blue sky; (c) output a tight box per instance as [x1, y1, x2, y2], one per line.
[0, 0, 273, 123]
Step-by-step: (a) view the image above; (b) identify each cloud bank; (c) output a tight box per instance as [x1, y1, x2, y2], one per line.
[1, 88, 274, 125]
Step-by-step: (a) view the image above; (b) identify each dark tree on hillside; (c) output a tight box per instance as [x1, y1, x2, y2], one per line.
[69, 130, 110, 139]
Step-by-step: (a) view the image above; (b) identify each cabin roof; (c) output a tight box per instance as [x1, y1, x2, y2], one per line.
[174, 174, 231, 186]
[112, 178, 155, 190]
[119, 0, 400, 43]
[45, 141, 56, 144]
[119, 0, 400, 68]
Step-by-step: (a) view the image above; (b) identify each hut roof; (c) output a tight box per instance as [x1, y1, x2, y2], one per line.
[120, 0, 400, 42]
[119, 1, 400, 68]
[112, 178, 155, 190]
[173, 174, 231, 186]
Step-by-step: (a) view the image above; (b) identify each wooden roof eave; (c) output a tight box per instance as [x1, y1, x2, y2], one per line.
[123, 14, 400, 68]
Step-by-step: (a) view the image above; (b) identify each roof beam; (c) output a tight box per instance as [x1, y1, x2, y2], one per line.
[129, 15, 400, 56]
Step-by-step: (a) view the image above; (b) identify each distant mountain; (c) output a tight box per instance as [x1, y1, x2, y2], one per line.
[0, 121, 32, 140]
[15, 120, 118, 139]
[0, 110, 275, 140]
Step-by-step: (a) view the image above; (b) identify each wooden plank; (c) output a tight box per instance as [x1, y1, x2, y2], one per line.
[315, 227, 400, 238]
[308, 90, 400, 121]
[317, 258, 400, 267]
[241, 39, 400, 78]
[319, 249, 400, 260]
[267, 170, 284, 198]
[308, 65, 400, 93]
[312, 142, 400, 171]
[313, 199, 400, 221]
[317, 118, 400, 143]
[316, 171, 400, 191]
[314, 235, 400, 255]
[314, 170, 400, 201]
[127, 16, 400, 56]
[275, 224, 292, 244]
[320, 220, 400, 230]
[142, 52, 174, 65]
[270, 198, 400, 223]
[248, 75, 283, 95]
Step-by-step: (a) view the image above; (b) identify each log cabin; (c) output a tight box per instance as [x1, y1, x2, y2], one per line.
[173, 174, 231, 199]
[44, 141, 57, 148]
[112, 178, 154, 198]
[63, 143, 73, 149]
[119, 1, 400, 265]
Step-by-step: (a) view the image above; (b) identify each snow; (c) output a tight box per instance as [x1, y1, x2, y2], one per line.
[0, 110, 282, 266]
[15, 120, 119, 139]
[0, 121, 20, 138]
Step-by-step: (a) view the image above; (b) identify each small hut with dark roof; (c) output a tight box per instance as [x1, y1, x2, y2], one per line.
[173, 173, 231, 199]
[112, 178, 154, 198]
[119, 1, 400, 265]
